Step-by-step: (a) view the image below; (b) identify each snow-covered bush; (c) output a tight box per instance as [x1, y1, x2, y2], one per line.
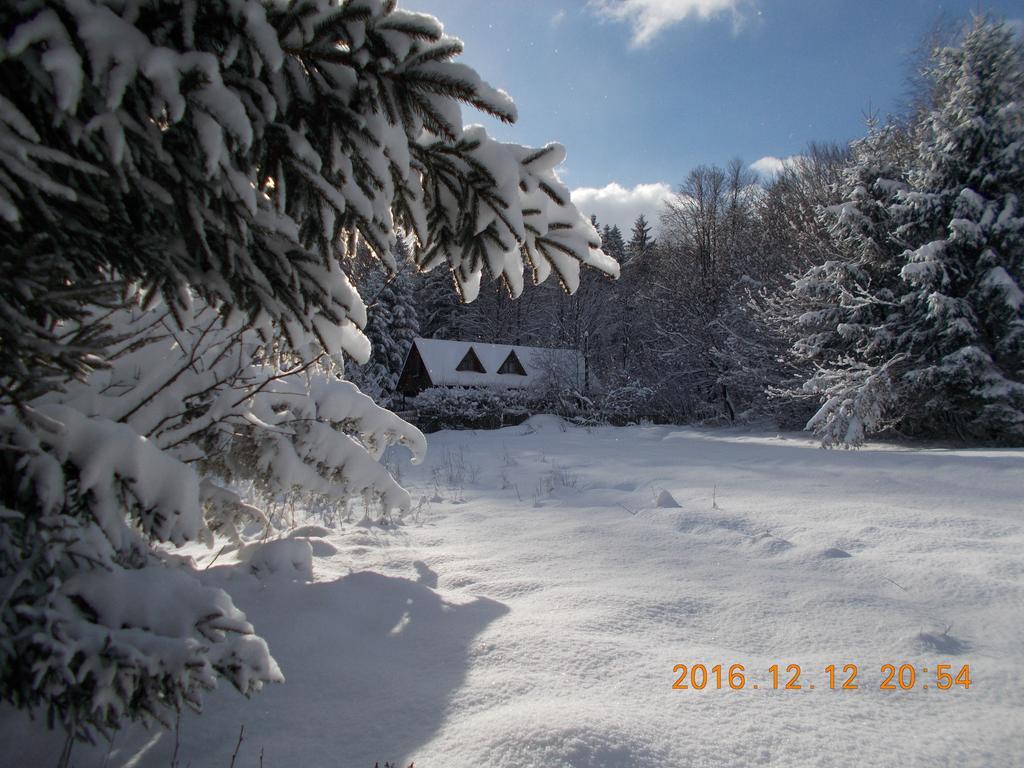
[413, 387, 533, 431]
[594, 382, 658, 425]
[0, 0, 614, 746]
[412, 376, 629, 431]
[411, 380, 661, 432]
[244, 539, 315, 580]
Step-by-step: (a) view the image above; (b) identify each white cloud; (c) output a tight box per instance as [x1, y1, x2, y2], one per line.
[570, 181, 673, 234]
[588, 0, 749, 47]
[750, 154, 802, 180]
[551, 9, 567, 27]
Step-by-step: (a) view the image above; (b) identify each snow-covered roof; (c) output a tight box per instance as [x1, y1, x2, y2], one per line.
[410, 338, 582, 390]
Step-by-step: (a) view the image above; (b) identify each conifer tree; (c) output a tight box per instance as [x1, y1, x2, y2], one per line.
[773, 121, 916, 444]
[414, 266, 461, 339]
[627, 214, 655, 263]
[600, 224, 627, 264]
[777, 17, 1024, 445]
[355, 238, 421, 401]
[0, 0, 616, 746]
[894, 16, 1024, 442]
[611, 215, 658, 377]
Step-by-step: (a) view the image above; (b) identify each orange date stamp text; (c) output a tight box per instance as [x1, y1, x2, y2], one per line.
[671, 663, 972, 691]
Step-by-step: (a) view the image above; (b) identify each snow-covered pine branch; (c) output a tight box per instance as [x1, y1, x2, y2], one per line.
[1, 0, 614, 397]
[1, 291, 427, 741]
[0, 0, 614, 746]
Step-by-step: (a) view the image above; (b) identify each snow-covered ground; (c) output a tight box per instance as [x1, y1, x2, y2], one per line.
[6, 417, 1024, 767]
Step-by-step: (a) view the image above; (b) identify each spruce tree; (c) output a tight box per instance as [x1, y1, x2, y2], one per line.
[600, 224, 627, 264]
[354, 238, 421, 401]
[775, 121, 917, 444]
[894, 16, 1024, 442]
[610, 215, 657, 377]
[415, 266, 461, 339]
[0, 0, 616, 746]
[777, 16, 1024, 445]
[627, 214, 655, 263]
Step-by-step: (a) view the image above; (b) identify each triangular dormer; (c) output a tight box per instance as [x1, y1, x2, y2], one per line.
[455, 347, 486, 373]
[498, 350, 527, 376]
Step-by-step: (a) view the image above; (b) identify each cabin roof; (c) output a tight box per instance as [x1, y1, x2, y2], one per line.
[408, 338, 582, 390]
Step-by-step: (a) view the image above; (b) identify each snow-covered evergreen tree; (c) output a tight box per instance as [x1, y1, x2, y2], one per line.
[0, 0, 616, 747]
[626, 214, 655, 263]
[414, 266, 461, 339]
[772, 121, 916, 444]
[607, 215, 658, 379]
[894, 16, 1024, 442]
[352, 238, 420, 401]
[776, 17, 1024, 445]
[600, 225, 627, 264]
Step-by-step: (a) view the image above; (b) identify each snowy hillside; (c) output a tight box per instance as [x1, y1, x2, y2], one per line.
[6, 417, 1022, 767]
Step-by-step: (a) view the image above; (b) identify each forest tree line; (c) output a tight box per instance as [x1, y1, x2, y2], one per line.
[356, 15, 1024, 447]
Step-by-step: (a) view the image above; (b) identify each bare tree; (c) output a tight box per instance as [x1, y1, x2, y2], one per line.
[755, 143, 850, 280]
[640, 160, 762, 419]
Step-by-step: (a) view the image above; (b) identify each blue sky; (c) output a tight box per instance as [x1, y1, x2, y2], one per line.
[404, 1, 1023, 231]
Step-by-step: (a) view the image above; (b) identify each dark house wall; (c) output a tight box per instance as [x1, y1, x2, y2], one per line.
[396, 345, 433, 396]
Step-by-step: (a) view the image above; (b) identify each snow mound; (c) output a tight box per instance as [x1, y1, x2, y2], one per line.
[286, 524, 337, 556]
[655, 489, 681, 508]
[474, 706, 671, 768]
[519, 414, 566, 433]
[242, 521, 267, 538]
[820, 547, 852, 558]
[675, 510, 749, 534]
[917, 631, 970, 654]
[749, 531, 794, 554]
[309, 539, 339, 557]
[245, 539, 313, 579]
[662, 431, 691, 441]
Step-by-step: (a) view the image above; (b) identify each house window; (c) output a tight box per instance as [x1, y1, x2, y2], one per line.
[456, 348, 486, 373]
[497, 351, 527, 376]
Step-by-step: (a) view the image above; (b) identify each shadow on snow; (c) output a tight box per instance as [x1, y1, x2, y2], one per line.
[7, 569, 507, 768]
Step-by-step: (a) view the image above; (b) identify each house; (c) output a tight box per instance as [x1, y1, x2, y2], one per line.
[396, 338, 586, 398]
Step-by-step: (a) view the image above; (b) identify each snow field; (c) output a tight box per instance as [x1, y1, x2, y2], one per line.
[5, 417, 1024, 767]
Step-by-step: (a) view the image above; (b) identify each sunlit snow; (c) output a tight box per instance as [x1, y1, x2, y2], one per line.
[6, 417, 1022, 766]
